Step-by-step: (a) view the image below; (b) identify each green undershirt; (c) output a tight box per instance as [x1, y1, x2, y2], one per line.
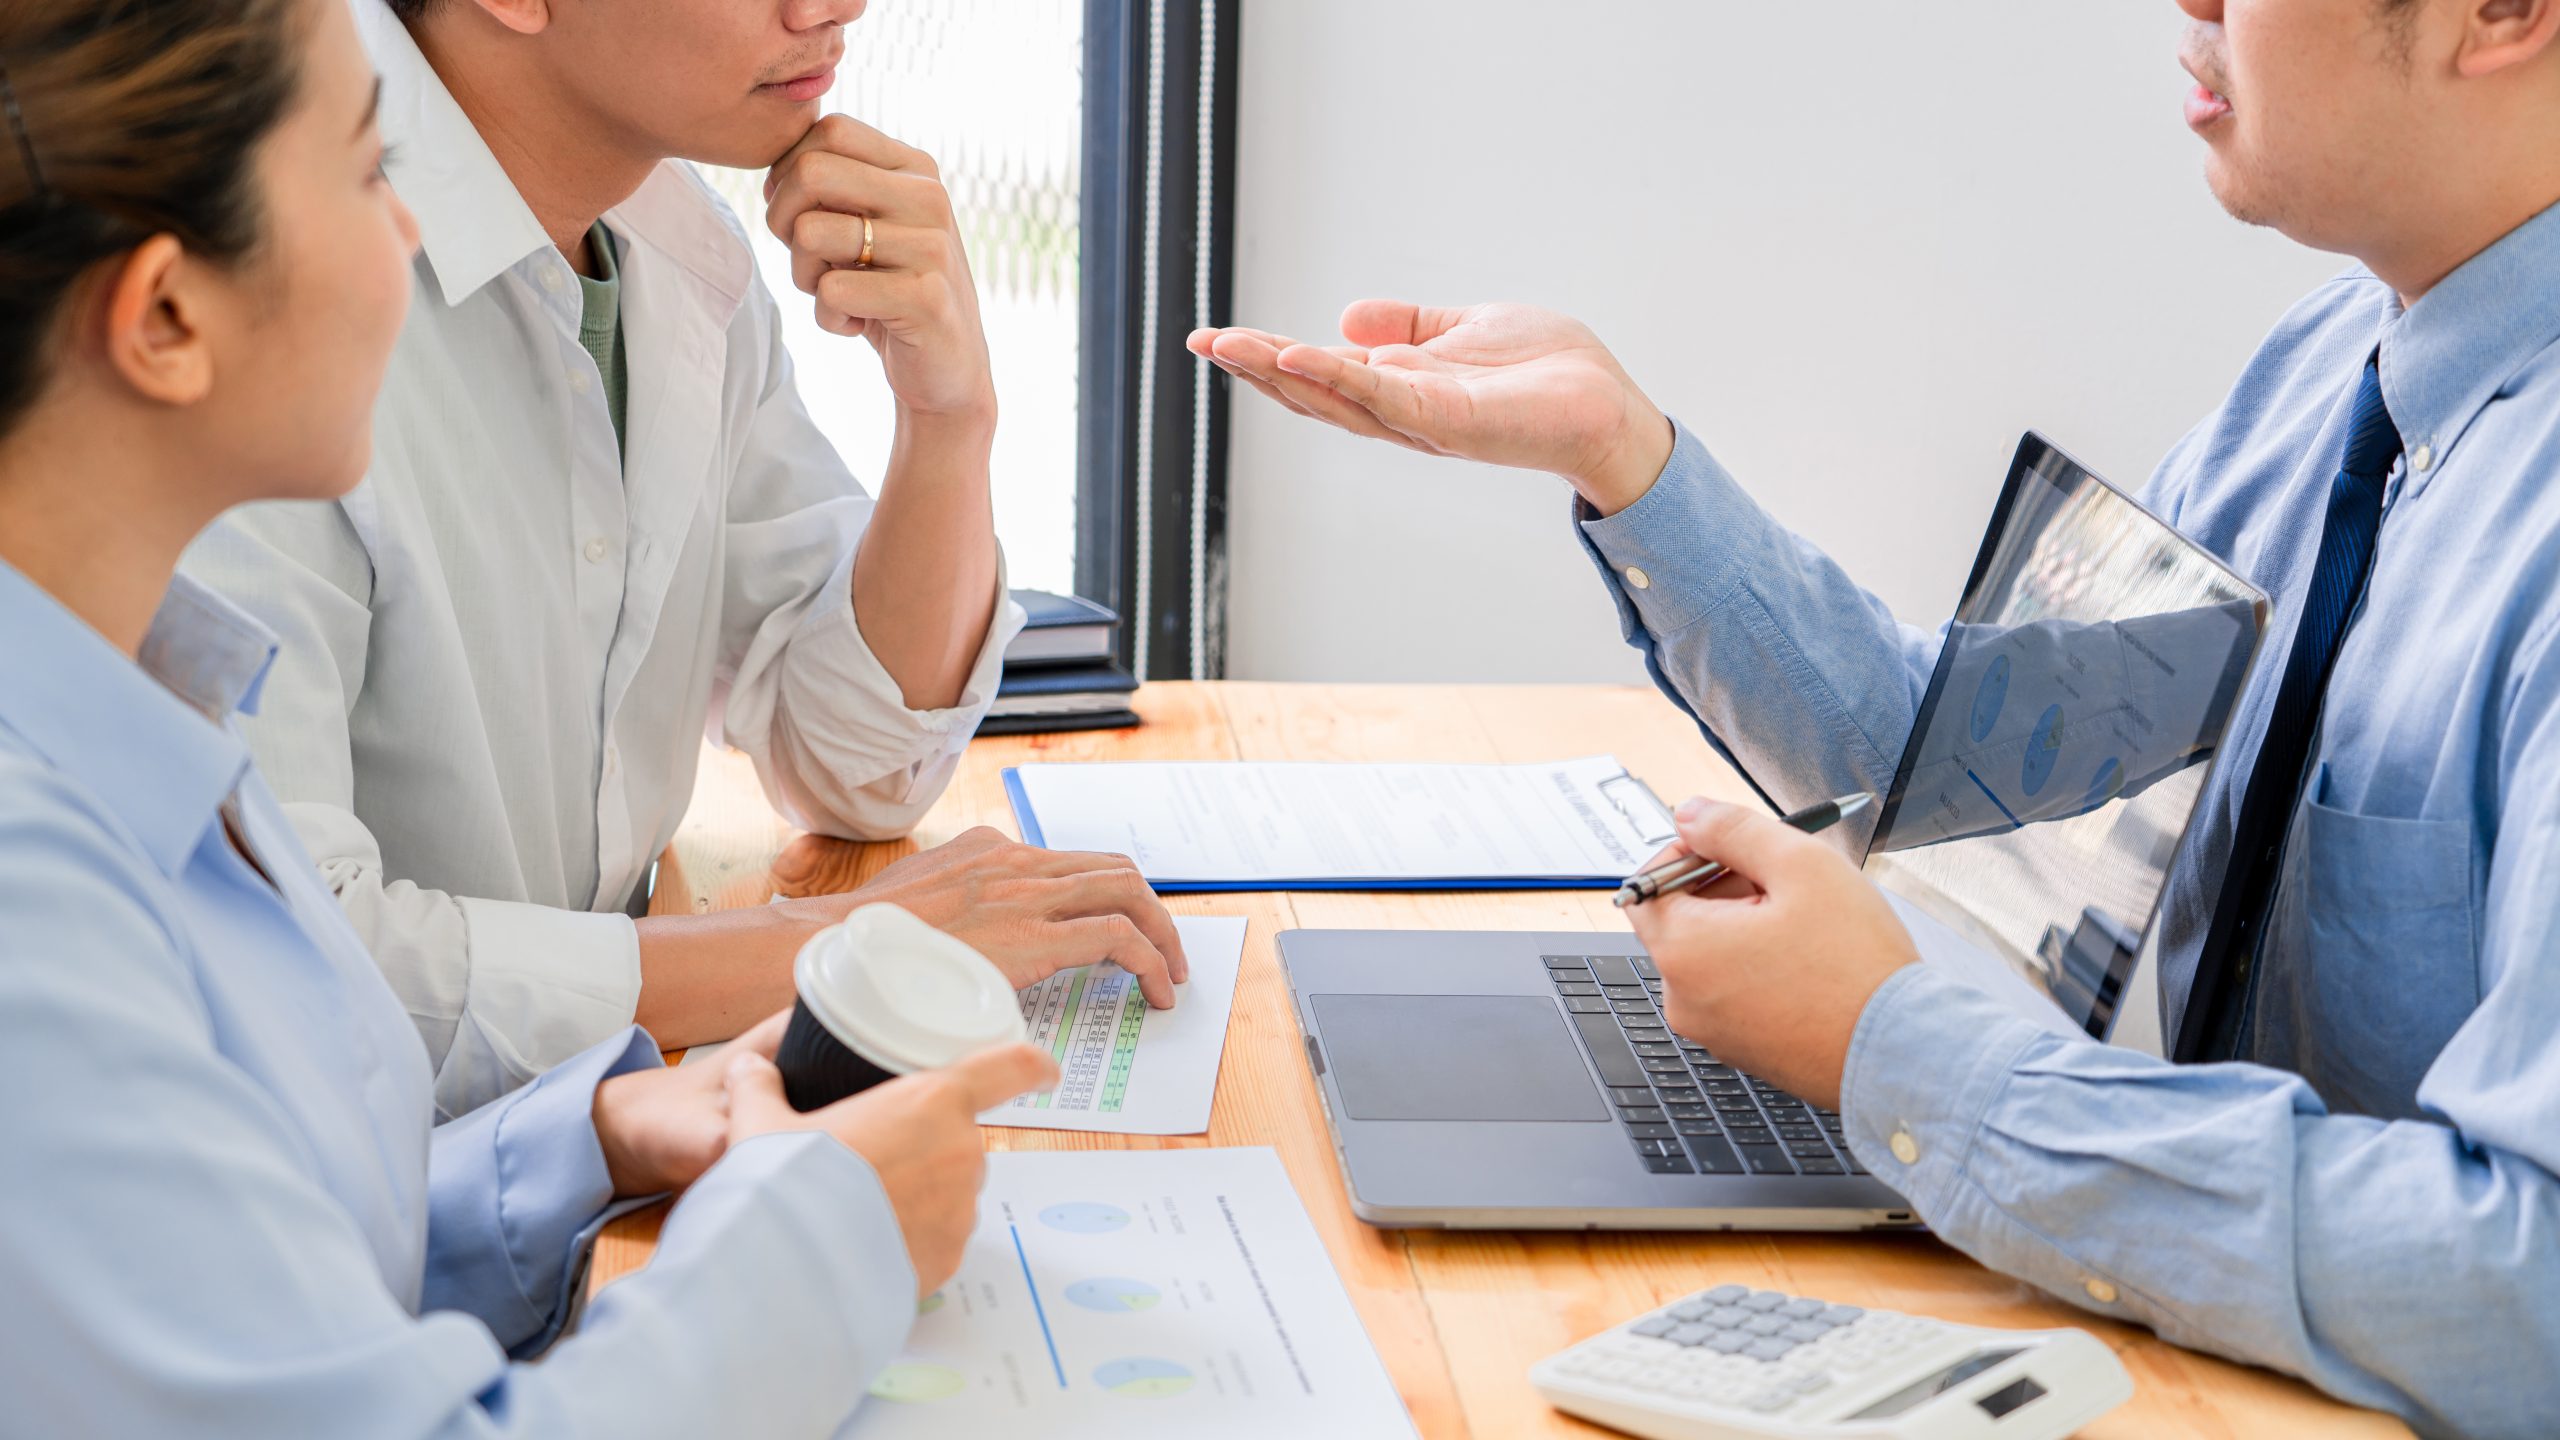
[574, 221, 629, 460]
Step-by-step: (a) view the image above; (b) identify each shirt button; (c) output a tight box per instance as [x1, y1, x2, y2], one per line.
[2083, 1278, 2119, 1305]
[1624, 565, 1652, 591]
[584, 537, 610, 564]
[2410, 441, 2435, 473]
[570, 370, 593, 396]
[1888, 1130, 1920, 1165]
[539, 267, 564, 293]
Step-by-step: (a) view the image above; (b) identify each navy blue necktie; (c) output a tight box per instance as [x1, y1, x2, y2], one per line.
[2177, 354, 2401, 1063]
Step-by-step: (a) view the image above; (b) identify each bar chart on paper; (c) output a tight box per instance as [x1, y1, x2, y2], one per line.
[979, 915, 1247, 1136]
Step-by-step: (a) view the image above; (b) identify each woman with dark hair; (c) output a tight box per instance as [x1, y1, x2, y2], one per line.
[0, 1, 1051, 1428]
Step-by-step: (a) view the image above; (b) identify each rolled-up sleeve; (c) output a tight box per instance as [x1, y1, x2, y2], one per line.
[1571, 421, 1941, 842]
[711, 283, 1021, 841]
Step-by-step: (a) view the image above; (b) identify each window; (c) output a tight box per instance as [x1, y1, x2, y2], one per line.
[696, 0, 1238, 676]
[696, 0, 1087, 596]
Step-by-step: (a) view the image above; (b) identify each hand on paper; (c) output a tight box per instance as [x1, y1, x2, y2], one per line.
[836, 827, 1191, 1007]
[764, 114, 994, 422]
[1623, 799, 1918, 1111]
[723, 1041, 1060, 1294]
[591, 1008, 790, 1198]
[1188, 301, 1676, 514]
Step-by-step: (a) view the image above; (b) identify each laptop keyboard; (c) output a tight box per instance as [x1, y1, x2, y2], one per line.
[1545, 954, 1867, 1179]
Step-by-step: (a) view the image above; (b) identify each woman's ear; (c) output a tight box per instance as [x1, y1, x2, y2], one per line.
[96, 235, 216, 409]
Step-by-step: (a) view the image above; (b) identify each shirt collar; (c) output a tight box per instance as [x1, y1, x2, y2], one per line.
[2377, 197, 2560, 502]
[0, 562, 277, 877]
[358, 2, 752, 317]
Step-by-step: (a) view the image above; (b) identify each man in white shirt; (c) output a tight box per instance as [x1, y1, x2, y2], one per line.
[184, 0, 1185, 1117]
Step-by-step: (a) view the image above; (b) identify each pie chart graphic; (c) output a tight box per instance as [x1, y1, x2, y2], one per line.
[1969, 653, 2010, 743]
[2020, 704, 2065, 797]
[1093, 1357, 1194, 1397]
[867, 1362, 967, 1403]
[1039, 1202, 1132, 1234]
[2082, 756, 2125, 814]
[1066, 1277, 1162, 1313]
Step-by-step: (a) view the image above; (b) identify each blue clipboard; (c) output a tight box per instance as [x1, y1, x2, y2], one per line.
[1001, 766, 1647, 893]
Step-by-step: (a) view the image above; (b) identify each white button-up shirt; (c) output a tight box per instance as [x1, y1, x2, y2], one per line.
[182, 3, 1019, 1118]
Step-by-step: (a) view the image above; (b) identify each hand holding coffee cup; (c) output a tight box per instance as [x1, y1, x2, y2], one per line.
[776, 902, 1030, 1110]
[722, 1039, 1057, 1295]
[724, 903, 1058, 1293]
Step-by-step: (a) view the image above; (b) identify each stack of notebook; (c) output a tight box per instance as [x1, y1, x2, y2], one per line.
[979, 589, 1141, 735]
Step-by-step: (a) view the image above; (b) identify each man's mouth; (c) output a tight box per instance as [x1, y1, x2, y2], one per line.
[758, 46, 844, 102]
[2185, 81, 2233, 130]
[2180, 44, 2233, 131]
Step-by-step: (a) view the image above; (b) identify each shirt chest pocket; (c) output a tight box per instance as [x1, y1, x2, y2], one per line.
[2277, 767, 2479, 1115]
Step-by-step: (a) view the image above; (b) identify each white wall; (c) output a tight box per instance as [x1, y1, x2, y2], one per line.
[1223, 0, 2342, 684]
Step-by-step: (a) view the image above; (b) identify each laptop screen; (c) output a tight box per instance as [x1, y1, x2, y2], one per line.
[1862, 434, 2265, 1040]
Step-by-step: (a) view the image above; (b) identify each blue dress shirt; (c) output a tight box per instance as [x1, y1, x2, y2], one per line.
[1575, 200, 2560, 1439]
[0, 563, 915, 1435]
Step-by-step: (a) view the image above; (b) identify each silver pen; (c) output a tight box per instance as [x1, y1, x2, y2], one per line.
[1612, 792, 1875, 908]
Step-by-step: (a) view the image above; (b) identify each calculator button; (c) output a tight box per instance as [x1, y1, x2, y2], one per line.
[1666, 1323, 1714, 1347]
[1741, 1314, 1788, 1337]
[1736, 1290, 1788, 1312]
[1778, 1298, 1826, 1319]
[1666, 1299, 1713, 1322]
[1706, 1332, 1754, 1355]
[1781, 1321, 1831, 1343]
[1819, 1304, 1864, 1325]
[1743, 1338, 1799, 1362]
[1702, 1284, 1750, 1304]
[1631, 1315, 1682, 1338]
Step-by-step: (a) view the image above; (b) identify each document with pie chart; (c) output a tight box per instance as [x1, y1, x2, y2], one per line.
[836, 1147, 1417, 1439]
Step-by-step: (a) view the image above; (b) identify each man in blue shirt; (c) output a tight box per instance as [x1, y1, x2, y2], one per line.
[1195, 0, 2560, 1433]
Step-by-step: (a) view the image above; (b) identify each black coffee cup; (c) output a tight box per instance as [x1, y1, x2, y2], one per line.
[773, 902, 1027, 1112]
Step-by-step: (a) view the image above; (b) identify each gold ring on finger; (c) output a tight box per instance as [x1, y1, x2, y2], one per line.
[855, 214, 875, 269]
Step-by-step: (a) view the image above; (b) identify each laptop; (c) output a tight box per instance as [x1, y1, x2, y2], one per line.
[1279, 434, 2268, 1230]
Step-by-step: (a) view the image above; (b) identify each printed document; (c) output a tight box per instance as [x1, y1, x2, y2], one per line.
[837, 1147, 1418, 1439]
[980, 915, 1247, 1135]
[1008, 756, 1677, 887]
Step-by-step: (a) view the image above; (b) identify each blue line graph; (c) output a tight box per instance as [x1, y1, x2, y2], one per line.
[1010, 1224, 1069, 1389]
[1964, 768, 2025, 831]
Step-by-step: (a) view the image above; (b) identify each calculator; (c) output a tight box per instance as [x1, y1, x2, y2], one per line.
[1532, 1283, 2131, 1440]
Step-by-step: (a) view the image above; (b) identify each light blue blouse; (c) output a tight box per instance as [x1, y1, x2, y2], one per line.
[0, 561, 914, 1435]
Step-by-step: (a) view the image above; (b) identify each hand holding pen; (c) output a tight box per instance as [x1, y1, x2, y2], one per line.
[1613, 793, 1875, 908]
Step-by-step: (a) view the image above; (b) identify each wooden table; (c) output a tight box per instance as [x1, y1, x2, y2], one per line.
[591, 681, 2407, 1439]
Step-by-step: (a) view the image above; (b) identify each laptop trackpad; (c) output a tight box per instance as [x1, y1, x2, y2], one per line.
[1311, 994, 1608, 1122]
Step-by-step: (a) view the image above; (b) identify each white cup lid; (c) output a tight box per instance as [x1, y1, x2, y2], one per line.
[794, 903, 1027, 1075]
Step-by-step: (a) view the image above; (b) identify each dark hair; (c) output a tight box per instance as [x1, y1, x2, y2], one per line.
[0, 0, 305, 437]
[382, 0, 433, 21]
